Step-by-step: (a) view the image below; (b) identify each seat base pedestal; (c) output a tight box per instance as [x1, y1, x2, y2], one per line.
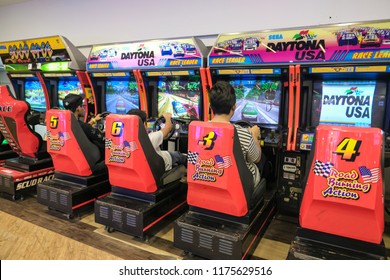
[95, 181, 187, 238]
[174, 190, 277, 260]
[287, 227, 387, 260]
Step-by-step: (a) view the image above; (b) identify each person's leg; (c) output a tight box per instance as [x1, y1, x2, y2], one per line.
[168, 151, 187, 167]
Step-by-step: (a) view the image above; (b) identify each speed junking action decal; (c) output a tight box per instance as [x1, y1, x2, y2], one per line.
[313, 137, 379, 200]
[105, 138, 138, 163]
[46, 131, 70, 150]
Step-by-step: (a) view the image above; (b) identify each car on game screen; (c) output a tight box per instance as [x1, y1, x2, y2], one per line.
[360, 33, 382, 48]
[115, 98, 127, 114]
[337, 32, 358, 46]
[182, 103, 198, 119]
[171, 101, 187, 118]
[241, 103, 258, 121]
[160, 44, 173, 56]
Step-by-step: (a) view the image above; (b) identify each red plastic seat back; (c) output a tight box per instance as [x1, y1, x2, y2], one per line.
[187, 121, 253, 217]
[46, 109, 100, 176]
[105, 114, 165, 193]
[0, 85, 42, 158]
[300, 125, 384, 244]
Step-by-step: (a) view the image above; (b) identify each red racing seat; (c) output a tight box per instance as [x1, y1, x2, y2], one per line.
[0, 85, 46, 159]
[105, 114, 185, 193]
[300, 125, 384, 244]
[46, 109, 102, 176]
[186, 121, 265, 217]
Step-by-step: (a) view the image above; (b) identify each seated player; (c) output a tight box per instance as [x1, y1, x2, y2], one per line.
[209, 81, 267, 186]
[127, 109, 187, 171]
[63, 94, 105, 161]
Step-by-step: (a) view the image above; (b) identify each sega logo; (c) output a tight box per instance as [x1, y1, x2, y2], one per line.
[0, 45, 6, 50]
[268, 34, 283, 40]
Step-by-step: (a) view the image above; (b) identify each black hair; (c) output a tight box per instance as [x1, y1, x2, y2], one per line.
[127, 109, 147, 123]
[208, 81, 236, 115]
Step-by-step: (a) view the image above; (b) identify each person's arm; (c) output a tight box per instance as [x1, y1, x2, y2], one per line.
[88, 114, 102, 126]
[249, 125, 262, 163]
[161, 112, 173, 139]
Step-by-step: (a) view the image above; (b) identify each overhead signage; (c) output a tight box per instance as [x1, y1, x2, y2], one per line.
[0, 36, 72, 71]
[209, 20, 390, 66]
[87, 38, 203, 70]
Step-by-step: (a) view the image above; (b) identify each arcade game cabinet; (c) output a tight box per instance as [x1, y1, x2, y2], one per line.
[281, 20, 390, 259]
[37, 109, 111, 219]
[0, 85, 53, 200]
[0, 37, 71, 199]
[251, 22, 390, 217]
[28, 36, 109, 218]
[88, 37, 208, 238]
[173, 32, 295, 259]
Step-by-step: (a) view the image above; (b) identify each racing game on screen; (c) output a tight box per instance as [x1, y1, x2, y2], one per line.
[105, 79, 140, 114]
[229, 79, 281, 126]
[58, 78, 83, 109]
[157, 77, 201, 120]
[24, 78, 47, 112]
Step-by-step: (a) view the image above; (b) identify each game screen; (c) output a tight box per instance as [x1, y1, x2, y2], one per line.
[105, 79, 140, 114]
[24, 78, 46, 112]
[229, 79, 281, 126]
[58, 78, 83, 109]
[311, 80, 386, 128]
[157, 77, 201, 120]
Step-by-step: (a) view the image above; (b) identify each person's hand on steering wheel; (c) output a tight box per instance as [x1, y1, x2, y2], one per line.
[161, 112, 173, 139]
[91, 112, 110, 133]
[250, 125, 261, 141]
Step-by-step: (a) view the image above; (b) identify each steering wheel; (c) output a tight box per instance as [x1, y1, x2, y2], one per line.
[234, 120, 264, 142]
[234, 120, 253, 128]
[153, 116, 176, 139]
[96, 111, 110, 134]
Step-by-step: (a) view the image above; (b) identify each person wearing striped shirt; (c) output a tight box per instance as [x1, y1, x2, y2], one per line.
[208, 81, 263, 186]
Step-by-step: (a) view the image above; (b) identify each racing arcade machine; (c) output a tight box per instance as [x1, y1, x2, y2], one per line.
[30, 36, 109, 217]
[90, 37, 208, 238]
[0, 37, 71, 199]
[173, 31, 295, 259]
[283, 20, 390, 259]
[0, 85, 54, 200]
[283, 20, 390, 216]
[37, 109, 111, 219]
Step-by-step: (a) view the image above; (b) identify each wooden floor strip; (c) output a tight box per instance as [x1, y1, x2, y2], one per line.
[0, 195, 389, 260]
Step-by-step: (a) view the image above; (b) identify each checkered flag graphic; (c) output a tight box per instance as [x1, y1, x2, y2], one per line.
[188, 151, 199, 165]
[105, 138, 112, 149]
[313, 160, 334, 178]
